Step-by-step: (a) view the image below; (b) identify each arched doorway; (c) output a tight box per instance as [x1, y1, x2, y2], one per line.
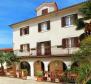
[20, 61, 30, 76]
[48, 60, 67, 73]
[34, 60, 44, 76]
[48, 60, 67, 79]
[71, 61, 79, 69]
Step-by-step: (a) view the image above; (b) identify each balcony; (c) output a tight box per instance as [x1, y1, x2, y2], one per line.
[14, 46, 79, 57]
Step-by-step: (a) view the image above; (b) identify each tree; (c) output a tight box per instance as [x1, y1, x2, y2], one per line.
[0, 51, 18, 74]
[76, 0, 91, 30]
[0, 51, 5, 74]
[72, 36, 91, 84]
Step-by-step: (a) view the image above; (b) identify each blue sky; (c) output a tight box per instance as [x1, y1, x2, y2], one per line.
[0, 0, 85, 48]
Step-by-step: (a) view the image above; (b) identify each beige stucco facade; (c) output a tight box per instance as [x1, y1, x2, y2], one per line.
[11, 2, 85, 79]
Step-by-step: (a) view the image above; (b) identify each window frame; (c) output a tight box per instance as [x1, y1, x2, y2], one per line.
[38, 21, 50, 32]
[42, 8, 48, 15]
[20, 26, 29, 36]
[62, 37, 79, 48]
[20, 43, 30, 52]
[61, 14, 77, 28]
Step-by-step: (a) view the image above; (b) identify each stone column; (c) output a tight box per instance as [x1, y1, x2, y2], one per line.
[29, 61, 34, 79]
[64, 61, 71, 70]
[44, 61, 49, 72]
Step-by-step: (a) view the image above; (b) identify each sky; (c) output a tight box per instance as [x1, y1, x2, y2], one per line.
[0, 0, 86, 48]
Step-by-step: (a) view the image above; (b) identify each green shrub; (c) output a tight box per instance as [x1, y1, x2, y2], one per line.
[87, 80, 91, 84]
[36, 71, 43, 77]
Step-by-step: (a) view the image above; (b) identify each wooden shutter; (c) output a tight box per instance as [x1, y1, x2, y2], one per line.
[26, 26, 29, 34]
[47, 21, 50, 30]
[73, 14, 78, 24]
[62, 39, 67, 48]
[20, 45, 23, 52]
[45, 41, 51, 55]
[27, 44, 30, 51]
[38, 23, 41, 32]
[74, 37, 80, 47]
[37, 42, 41, 56]
[61, 17, 66, 27]
[20, 28, 22, 36]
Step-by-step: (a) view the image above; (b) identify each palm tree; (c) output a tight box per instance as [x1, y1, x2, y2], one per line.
[76, 0, 91, 30]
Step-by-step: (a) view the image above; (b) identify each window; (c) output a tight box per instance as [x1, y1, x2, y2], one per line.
[41, 44, 45, 55]
[20, 44, 30, 52]
[61, 14, 77, 27]
[42, 9, 48, 15]
[62, 37, 79, 48]
[20, 26, 29, 36]
[38, 21, 50, 32]
[65, 15, 73, 26]
[37, 41, 51, 56]
[41, 22, 47, 31]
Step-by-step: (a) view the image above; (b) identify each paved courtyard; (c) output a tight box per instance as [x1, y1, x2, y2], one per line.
[0, 77, 60, 84]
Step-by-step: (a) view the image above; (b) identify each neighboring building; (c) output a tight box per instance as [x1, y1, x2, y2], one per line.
[10, 2, 85, 79]
[0, 48, 13, 53]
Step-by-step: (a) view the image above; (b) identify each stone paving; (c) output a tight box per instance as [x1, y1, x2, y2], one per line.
[0, 77, 61, 84]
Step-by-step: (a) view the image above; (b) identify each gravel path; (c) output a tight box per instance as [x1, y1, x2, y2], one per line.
[0, 77, 60, 84]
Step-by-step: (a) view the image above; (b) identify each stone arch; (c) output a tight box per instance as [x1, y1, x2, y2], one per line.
[34, 60, 44, 76]
[20, 61, 31, 76]
[71, 61, 79, 69]
[48, 60, 67, 73]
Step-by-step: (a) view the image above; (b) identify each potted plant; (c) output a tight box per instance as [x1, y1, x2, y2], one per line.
[54, 70, 60, 83]
[36, 71, 43, 81]
[21, 69, 28, 80]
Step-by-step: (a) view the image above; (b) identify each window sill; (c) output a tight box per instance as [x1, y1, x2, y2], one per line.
[62, 25, 75, 28]
[20, 34, 29, 37]
[39, 30, 49, 33]
[63, 47, 79, 49]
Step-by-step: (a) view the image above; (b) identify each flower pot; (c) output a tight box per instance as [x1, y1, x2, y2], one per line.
[47, 77, 51, 82]
[21, 69, 28, 80]
[55, 78, 60, 83]
[22, 76, 27, 80]
[37, 77, 43, 81]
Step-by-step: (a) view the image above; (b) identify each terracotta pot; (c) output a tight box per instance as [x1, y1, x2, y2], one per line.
[22, 76, 27, 80]
[55, 78, 60, 83]
[21, 70, 27, 80]
[37, 77, 43, 81]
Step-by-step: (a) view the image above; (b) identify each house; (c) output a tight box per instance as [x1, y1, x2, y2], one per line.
[10, 2, 85, 79]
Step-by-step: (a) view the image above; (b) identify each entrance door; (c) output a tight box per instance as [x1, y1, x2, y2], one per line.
[20, 61, 30, 76]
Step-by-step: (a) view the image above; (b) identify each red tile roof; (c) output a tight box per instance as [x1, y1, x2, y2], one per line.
[0, 48, 13, 52]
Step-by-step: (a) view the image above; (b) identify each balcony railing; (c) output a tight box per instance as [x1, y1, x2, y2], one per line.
[14, 46, 79, 57]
